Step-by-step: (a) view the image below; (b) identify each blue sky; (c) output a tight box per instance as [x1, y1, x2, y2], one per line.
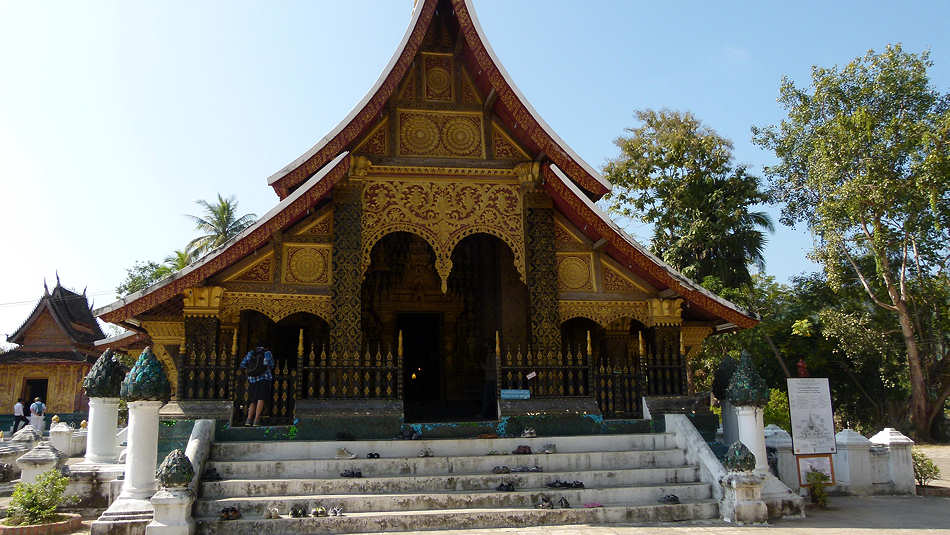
[1, 1, 948, 344]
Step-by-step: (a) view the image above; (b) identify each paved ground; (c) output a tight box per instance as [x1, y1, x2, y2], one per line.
[915, 444, 950, 488]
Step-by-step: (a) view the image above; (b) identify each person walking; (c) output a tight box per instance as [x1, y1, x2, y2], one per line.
[29, 397, 46, 434]
[12, 398, 29, 433]
[239, 342, 274, 427]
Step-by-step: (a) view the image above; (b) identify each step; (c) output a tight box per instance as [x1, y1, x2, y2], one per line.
[200, 466, 701, 498]
[196, 501, 719, 534]
[209, 433, 675, 461]
[206, 449, 687, 479]
[195, 482, 712, 517]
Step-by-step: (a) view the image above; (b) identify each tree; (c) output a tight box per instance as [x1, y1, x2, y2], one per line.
[603, 109, 774, 288]
[753, 44, 950, 439]
[186, 194, 257, 255]
[164, 249, 194, 271]
[115, 261, 171, 297]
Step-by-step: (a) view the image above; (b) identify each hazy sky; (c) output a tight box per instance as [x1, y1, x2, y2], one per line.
[1, 1, 948, 346]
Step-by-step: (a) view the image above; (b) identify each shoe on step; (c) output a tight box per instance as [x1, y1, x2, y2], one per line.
[492, 465, 511, 474]
[558, 497, 570, 509]
[312, 506, 327, 517]
[336, 447, 357, 460]
[535, 495, 553, 509]
[542, 444, 556, 454]
[658, 494, 680, 504]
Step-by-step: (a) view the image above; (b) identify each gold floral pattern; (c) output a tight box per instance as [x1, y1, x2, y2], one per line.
[398, 110, 483, 158]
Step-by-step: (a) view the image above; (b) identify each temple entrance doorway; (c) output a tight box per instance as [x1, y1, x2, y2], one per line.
[362, 232, 528, 422]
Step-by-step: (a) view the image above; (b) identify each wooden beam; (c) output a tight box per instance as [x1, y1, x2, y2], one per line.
[483, 88, 497, 111]
[592, 238, 607, 250]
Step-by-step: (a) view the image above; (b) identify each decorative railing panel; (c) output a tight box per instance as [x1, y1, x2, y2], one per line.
[498, 347, 591, 398]
[297, 346, 402, 400]
[180, 349, 235, 401]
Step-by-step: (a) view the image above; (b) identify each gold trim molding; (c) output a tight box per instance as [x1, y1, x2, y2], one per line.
[559, 300, 649, 328]
[648, 298, 683, 327]
[681, 324, 714, 358]
[182, 286, 224, 317]
[219, 292, 332, 324]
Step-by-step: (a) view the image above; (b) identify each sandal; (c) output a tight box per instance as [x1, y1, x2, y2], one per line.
[265, 507, 281, 519]
[570, 480, 585, 489]
[495, 482, 515, 492]
[340, 469, 362, 478]
[535, 495, 554, 509]
[658, 494, 680, 504]
[491, 465, 511, 474]
[558, 497, 571, 509]
[290, 504, 307, 518]
[228, 507, 241, 520]
[512, 445, 532, 455]
[312, 506, 328, 517]
[366, 452, 380, 459]
[418, 447, 433, 457]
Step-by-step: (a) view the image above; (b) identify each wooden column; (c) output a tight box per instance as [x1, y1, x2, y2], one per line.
[524, 192, 561, 353]
[330, 184, 363, 355]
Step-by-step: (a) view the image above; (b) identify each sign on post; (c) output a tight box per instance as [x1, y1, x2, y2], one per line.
[786, 378, 836, 455]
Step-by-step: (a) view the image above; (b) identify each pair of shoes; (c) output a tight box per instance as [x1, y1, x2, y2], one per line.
[521, 428, 537, 438]
[545, 479, 584, 489]
[265, 507, 281, 519]
[512, 445, 532, 455]
[542, 444, 556, 454]
[289, 504, 307, 518]
[535, 495, 554, 509]
[658, 494, 680, 504]
[329, 505, 345, 516]
[558, 497, 571, 509]
[510, 465, 542, 473]
[495, 481, 515, 492]
[311, 506, 328, 517]
[366, 452, 380, 459]
[336, 448, 357, 460]
[486, 449, 500, 455]
[243, 421, 253, 427]
[203, 467, 223, 481]
[340, 469, 362, 478]
[418, 447, 433, 457]
[491, 465, 511, 474]
[219, 507, 241, 520]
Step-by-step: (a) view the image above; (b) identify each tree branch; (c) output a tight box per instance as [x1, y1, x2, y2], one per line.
[842, 247, 898, 311]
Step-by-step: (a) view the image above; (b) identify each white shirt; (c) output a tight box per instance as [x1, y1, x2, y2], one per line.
[13, 402, 23, 416]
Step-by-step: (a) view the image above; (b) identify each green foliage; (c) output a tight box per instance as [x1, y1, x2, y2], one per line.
[115, 260, 171, 297]
[805, 470, 830, 507]
[603, 109, 773, 288]
[764, 388, 791, 432]
[186, 194, 257, 255]
[164, 249, 195, 271]
[5, 469, 69, 526]
[912, 449, 941, 486]
[753, 43, 950, 438]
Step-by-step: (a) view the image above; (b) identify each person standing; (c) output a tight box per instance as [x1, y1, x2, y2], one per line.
[12, 398, 29, 433]
[29, 397, 46, 434]
[239, 342, 274, 427]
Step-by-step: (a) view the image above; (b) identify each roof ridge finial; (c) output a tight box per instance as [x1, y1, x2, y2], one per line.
[43, 278, 49, 295]
[55, 270, 61, 287]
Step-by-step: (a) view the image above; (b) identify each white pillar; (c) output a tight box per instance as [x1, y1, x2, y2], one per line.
[833, 429, 873, 495]
[764, 424, 798, 490]
[147, 488, 195, 535]
[870, 427, 915, 495]
[735, 405, 768, 473]
[119, 400, 164, 500]
[85, 397, 121, 464]
[49, 422, 73, 456]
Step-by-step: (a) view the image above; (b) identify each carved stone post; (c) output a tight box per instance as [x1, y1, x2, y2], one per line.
[81, 350, 125, 464]
[118, 348, 171, 500]
[524, 192, 560, 353]
[330, 184, 363, 355]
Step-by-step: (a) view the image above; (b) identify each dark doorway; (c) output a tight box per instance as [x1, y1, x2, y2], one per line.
[23, 379, 48, 407]
[399, 313, 444, 421]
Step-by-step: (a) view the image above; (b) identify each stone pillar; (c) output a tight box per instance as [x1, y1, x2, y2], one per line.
[85, 398, 120, 464]
[49, 422, 73, 457]
[524, 193, 560, 353]
[120, 400, 164, 500]
[870, 427, 915, 494]
[330, 184, 363, 355]
[735, 406, 769, 473]
[764, 424, 798, 490]
[833, 429, 873, 495]
[147, 489, 195, 535]
[16, 441, 65, 484]
[721, 472, 768, 525]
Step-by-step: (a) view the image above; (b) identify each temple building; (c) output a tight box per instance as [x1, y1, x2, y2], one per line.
[0, 278, 104, 416]
[94, 0, 756, 431]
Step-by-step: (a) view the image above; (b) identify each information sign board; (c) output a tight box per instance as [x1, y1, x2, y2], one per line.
[786, 378, 836, 454]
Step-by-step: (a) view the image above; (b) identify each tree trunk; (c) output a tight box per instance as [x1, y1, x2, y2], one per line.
[764, 333, 791, 378]
[894, 298, 930, 440]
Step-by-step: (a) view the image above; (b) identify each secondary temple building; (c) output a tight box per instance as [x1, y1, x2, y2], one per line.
[94, 0, 756, 431]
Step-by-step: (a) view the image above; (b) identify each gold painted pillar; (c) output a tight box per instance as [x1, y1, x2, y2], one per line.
[330, 183, 363, 355]
[182, 286, 224, 398]
[524, 191, 561, 353]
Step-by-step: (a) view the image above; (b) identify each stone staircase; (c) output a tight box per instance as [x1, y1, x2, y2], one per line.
[194, 433, 718, 534]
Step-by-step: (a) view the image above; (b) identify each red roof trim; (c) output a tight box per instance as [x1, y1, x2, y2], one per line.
[97, 154, 351, 323]
[542, 164, 758, 329]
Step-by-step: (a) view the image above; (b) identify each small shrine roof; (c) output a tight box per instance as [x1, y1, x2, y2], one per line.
[0, 350, 94, 365]
[7, 279, 104, 347]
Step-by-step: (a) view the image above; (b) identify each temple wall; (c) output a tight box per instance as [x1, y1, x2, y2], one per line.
[0, 362, 89, 413]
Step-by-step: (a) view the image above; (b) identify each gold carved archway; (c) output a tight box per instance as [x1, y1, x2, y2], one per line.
[218, 292, 332, 324]
[559, 300, 650, 329]
[361, 179, 526, 292]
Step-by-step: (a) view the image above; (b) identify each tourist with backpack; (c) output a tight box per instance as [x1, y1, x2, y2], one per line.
[239, 342, 275, 426]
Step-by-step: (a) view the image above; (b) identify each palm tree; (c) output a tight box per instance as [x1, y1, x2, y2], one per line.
[186, 194, 257, 255]
[164, 249, 195, 271]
